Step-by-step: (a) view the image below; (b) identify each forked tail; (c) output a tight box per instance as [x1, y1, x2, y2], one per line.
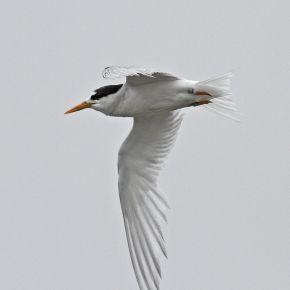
[194, 72, 240, 121]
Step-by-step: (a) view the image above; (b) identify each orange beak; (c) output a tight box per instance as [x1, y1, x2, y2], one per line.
[64, 101, 91, 114]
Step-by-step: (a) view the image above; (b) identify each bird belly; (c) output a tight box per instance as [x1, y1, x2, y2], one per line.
[112, 80, 197, 117]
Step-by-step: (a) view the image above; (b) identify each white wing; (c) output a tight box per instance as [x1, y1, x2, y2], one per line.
[103, 65, 179, 85]
[118, 111, 183, 290]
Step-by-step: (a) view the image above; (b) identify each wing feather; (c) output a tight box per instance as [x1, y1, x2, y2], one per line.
[103, 66, 179, 86]
[118, 111, 183, 289]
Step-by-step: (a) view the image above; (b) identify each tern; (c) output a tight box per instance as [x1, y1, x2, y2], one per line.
[65, 66, 238, 290]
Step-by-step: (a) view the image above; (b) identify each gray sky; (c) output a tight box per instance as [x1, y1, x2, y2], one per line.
[0, 0, 289, 289]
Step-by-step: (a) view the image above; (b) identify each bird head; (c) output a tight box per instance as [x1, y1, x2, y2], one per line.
[65, 84, 123, 114]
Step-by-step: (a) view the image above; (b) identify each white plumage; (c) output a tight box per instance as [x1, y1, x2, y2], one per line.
[118, 111, 182, 289]
[65, 66, 238, 290]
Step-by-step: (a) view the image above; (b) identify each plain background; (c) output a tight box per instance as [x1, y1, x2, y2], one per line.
[0, 0, 289, 289]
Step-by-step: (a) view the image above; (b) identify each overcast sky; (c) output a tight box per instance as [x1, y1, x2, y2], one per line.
[0, 0, 289, 289]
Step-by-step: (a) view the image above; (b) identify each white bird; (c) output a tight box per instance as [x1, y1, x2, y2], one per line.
[65, 66, 238, 290]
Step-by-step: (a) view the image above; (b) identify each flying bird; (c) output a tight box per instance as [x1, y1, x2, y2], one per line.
[65, 66, 238, 290]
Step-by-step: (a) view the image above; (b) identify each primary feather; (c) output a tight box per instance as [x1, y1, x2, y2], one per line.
[118, 111, 183, 290]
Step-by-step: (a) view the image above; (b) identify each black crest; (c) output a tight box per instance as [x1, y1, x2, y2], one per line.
[90, 84, 123, 100]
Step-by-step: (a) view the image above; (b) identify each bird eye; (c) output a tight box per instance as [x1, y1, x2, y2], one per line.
[90, 93, 99, 100]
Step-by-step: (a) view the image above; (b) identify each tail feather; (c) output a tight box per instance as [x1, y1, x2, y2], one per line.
[195, 72, 240, 121]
